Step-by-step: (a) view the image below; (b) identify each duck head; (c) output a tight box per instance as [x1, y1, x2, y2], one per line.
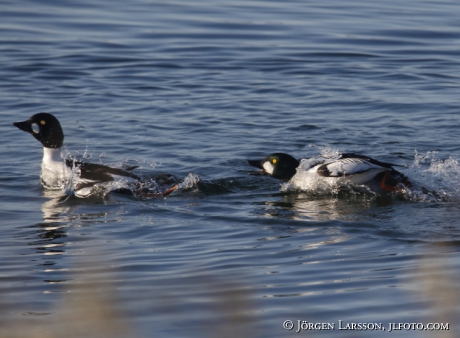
[248, 153, 300, 181]
[14, 112, 64, 148]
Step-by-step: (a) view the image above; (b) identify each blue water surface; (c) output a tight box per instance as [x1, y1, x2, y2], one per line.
[1, 0, 460, 337]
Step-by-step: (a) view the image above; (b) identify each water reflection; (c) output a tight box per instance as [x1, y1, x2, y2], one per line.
[414, 246, 460, 338]
[254, 192, 396, 222]
[30, 192, 71, 259]
[32, 191, 119, 287]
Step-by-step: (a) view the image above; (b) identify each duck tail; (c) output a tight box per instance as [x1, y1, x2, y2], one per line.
[380, 170, 412, 191]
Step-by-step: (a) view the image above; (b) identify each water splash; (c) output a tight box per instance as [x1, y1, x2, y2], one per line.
[282, 160, 343, 195]
[47, 150, 191, 199]
[404, 151, 460, 202]
[308, 144, 341, 158]
[130, 173, 201, 199]
[176, 173, 201, 191]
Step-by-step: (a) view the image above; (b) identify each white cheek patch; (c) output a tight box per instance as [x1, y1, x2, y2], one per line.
[262, 161, 274, 175]
[31, 123, 40, 134]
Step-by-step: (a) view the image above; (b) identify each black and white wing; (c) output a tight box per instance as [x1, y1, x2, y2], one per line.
[64, 160, 142, 195]
[316, 153, 397, 178]
[65, 160, 141, 182]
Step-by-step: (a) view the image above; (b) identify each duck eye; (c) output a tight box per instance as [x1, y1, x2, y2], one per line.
[272, 158, 277, 164]
[40, 120, 46, 125]
[31, 123, 40, 134]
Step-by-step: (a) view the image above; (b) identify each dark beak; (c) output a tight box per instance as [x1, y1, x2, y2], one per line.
[247, 159, 267, 176]
[13, 120, 32, 134]
[248, 159, 263, 169]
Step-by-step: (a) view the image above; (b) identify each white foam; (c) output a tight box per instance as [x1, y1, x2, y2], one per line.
[177, 173, 201, 190]
[282, 163, 343, 195]
[406, 150, 460, 201]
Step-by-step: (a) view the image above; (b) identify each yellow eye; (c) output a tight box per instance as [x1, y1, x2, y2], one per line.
[40, 120, 46, 125]
[272, 158, 277, 164]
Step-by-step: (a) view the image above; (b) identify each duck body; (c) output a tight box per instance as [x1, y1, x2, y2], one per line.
[14, 113, 175, 198]
[248, 152, 411, 194]
[39, 147, 142, 197]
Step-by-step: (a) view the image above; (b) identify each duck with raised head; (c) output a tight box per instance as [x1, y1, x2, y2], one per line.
[14, 113, 177, 198]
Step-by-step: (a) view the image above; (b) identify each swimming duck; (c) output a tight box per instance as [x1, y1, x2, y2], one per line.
[248, 152, 411, 193]
[14, 112, 176, 198]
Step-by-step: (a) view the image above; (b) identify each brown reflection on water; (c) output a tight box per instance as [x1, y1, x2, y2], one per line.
[0, 261, 258, 338]
[413, 244, 460, 338]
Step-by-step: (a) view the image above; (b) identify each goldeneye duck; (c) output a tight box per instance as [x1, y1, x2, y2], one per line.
[248, 152, 411, 193]
[14, 113, 177, 198]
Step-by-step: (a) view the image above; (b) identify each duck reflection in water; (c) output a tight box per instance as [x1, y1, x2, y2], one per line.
[253, 191, 397, 222]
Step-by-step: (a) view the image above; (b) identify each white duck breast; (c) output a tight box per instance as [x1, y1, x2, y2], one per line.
[41, 147, 70, 189]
